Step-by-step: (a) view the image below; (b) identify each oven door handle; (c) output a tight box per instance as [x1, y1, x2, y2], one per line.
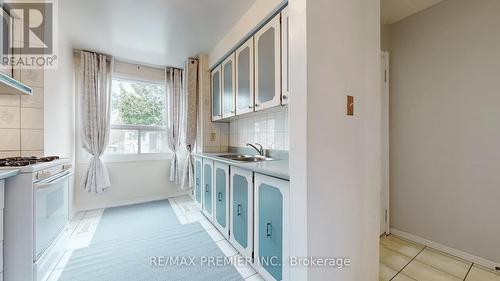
[35, 171, 71, 190]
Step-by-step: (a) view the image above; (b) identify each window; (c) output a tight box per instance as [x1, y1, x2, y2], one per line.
[106, 78, 169, 155]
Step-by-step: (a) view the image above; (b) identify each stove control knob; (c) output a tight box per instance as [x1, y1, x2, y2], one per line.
[37, 171, 51, 180]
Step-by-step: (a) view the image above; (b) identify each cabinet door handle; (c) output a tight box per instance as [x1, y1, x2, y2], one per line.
[266, 222, 272, 238]
[255, 104, 260, 107]
[218, 192, 223, 202]
[205, 184, 209, 192]
[237, 204, 242, 216]
[248, 105, 253, 109]
[282, 95, 288, 100]
[230, 110, 235, 114]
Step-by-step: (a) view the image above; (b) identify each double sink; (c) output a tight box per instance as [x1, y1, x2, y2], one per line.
[216, 154, 274, 163]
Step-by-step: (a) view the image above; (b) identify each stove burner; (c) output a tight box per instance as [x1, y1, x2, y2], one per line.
[0, 156, 60, 167]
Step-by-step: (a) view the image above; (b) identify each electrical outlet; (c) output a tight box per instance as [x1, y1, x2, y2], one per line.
[210, 132, 216, 142]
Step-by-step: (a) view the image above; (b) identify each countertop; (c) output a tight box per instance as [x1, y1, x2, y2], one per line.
[194, 153, 289, 180]
[0, 169, 20, 180]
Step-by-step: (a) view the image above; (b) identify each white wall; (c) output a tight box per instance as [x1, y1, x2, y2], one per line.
[208, 0, 286, 68]
[390, 0, 500, 264]
[73, 58, 187, 211]
[74, 159, 186, 211]
[290, 0, 381, 280]
[44, 29, 76, 214]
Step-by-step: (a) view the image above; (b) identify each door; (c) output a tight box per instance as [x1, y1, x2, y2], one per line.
[194, 157, 203, 209]
[202, 159, 214, 221]
[254, 174, 289, 281]
[214, 162, 230, 238]
[381, 51, 390, 235]
[229, 167, 253, 258]
[211, 65, 222, 121]
[222, 54, 236, 118]
[34, 172, 70, 259]
[254, 14, 281, 111]
[281, 6, 289, 105]
[235, 37, 254, 115]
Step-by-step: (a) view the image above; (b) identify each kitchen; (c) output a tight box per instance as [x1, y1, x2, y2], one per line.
[0, 0, 499, 281]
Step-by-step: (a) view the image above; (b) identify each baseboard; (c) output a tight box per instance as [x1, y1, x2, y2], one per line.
[75, 191, 191, 212]
[390, 228, 500, 271]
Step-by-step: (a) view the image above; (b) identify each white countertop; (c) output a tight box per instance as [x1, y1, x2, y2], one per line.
[194, 153, 289, 180]
[0, 169, 20, 180]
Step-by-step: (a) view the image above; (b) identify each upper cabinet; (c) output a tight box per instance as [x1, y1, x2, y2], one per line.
[235, 37, 254, 115]
[211, 65, 222, 121]
[222, 54, 236, 118]
[281, 7, 289, 105]
[211, 6, 288, 121]
[255, 15, 281, 111]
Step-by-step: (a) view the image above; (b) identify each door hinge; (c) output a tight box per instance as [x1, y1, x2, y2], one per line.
[384, 70, 388, 83]
[385, 209, 388, 222]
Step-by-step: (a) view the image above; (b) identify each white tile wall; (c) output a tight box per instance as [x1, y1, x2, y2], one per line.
[229, 106, 289, 150]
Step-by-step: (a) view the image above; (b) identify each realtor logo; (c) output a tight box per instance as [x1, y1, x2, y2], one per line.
[1, 0, 58, 69]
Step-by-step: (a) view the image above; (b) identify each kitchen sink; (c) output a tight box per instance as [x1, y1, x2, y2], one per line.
[216, 154, 274, 162]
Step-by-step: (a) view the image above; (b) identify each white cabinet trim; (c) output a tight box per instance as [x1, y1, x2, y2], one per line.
[211, 65, 222, 121]
[213, 162, 230, 238]
[229, 166, 254, 259]
[254, 14, 282, 111]
[235, 37, 255, 115]
[281, 7, 289, 105]
[254, 173, 290, 281]
[222, 54, 236, 119]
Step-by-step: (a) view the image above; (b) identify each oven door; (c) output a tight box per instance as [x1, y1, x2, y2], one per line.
[34, 171, 70, 259]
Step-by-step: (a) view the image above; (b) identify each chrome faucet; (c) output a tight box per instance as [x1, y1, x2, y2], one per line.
[246, 143, 264, 156]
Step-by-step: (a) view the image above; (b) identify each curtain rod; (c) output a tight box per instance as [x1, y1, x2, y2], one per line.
[73, 49, 184, 70]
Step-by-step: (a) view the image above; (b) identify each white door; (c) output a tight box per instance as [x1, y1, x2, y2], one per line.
[211, 65, 223, 121]
[381, 51, 390, 235]
[281, 6, 289, 105]
[222, 54, 236, 118]
[235, 37, 255, 115]
[254, 14, 281, 111]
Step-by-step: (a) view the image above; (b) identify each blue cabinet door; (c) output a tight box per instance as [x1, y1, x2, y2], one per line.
[258, 183, 283, 280]
[229, 167, 253, 258]
[203, 160, 213, 218]
[255, 174, 289, 281]
[194, 158, 202, 207]
[214, 162, 229, 237]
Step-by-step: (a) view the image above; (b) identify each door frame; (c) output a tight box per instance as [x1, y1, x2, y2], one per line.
[381, 51, 390, 235]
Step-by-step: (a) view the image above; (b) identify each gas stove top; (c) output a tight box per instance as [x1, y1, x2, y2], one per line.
[0, 156, 60, 167]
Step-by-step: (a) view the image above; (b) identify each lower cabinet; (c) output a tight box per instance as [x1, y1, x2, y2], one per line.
[202, 159, 214, 221]
[254, 174, 289, 281]
[213, 162, 229, 238]
[229, 167, 254, 258]
[194, 157, 203, 209]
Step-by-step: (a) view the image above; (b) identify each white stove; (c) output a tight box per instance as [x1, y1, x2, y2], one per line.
[3, 157, 72, 281]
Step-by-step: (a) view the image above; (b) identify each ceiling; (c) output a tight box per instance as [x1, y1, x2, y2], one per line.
[60, 0, 255, 67]
[381, 0, 445, 25]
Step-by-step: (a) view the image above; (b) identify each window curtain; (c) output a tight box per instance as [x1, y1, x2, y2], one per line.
[80, 51, 114, 193]
[181, 58, 199, 188]
[166, 67, 183, 184]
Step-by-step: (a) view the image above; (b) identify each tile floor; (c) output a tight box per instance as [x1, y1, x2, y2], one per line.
[44, 195, 500, 281]
[44, 195, 264, 281]
[380, 235, 500, 281]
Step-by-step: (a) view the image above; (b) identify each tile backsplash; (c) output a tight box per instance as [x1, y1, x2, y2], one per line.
[229, 106, 289, 150]
[0, 68, 45, 158]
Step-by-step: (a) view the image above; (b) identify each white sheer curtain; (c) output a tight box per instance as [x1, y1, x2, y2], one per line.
[166, 67, 183, 184]
[181, 58, 199, 188]
[79, 51, 114, 193]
